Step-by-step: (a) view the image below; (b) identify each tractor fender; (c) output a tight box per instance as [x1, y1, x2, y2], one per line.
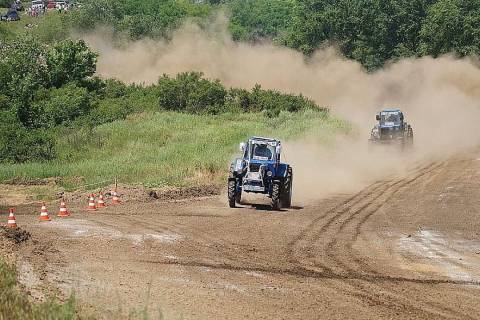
[229, 158, 245, 178]
[275, 163, 290, 179]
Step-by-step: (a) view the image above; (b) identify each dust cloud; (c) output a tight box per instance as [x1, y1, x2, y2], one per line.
[82, 20, 480, 202]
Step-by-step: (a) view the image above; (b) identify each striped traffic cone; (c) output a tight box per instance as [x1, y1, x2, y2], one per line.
[57, 200, 70, 217]
[87, 194, 97, 211]
[111, 190, 121, 205]
[7, 208, 17, 228]
[39, 203, 51, 221]
[97, 193, 106, 208]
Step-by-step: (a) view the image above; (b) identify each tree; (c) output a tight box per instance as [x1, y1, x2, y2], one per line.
[228, 0, 295, 41]
[0, 111, 56, 163]
[46, 39, 97, 88]
[0, 38, 49, 100]
[35, 84, 91, 127]
[157, 72, 227, 114]
[419, 0, 480, 57]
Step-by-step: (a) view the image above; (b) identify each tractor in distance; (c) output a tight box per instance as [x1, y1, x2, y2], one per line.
[369, 108, 413, 148]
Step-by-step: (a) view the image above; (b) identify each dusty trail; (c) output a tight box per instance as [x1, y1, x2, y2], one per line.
[3, 154, 480, 319]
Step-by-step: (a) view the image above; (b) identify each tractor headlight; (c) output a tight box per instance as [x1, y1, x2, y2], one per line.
[266, 171, 273, 177]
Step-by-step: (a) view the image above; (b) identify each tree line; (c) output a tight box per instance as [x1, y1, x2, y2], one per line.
[2, 0, 479, 69]
[68, 0, 480, 70]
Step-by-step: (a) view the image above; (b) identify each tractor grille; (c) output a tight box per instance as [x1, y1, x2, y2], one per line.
[380, 127, 401, 140]
[249, 163, 261, 172]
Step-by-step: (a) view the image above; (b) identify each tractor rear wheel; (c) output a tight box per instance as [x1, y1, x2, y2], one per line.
[271, 181, 281, 210]
[228, 180, 236, 208]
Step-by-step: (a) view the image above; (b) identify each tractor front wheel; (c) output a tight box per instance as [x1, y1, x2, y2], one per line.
[281, 168, 293, 208]
[271, 181, 281, 210]
[235, 188, 242, 204]
[228, 180, 237, 208]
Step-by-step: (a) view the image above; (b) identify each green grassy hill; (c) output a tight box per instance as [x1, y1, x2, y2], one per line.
[0, 109, 348, 191]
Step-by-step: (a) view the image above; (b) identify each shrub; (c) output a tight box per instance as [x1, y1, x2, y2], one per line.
[157, 71, 226, 114]
[155, 72, 319, 116]
[88, 97, 133, 125]
[32, 83, 91, 128]
[0, 112, 56, 163]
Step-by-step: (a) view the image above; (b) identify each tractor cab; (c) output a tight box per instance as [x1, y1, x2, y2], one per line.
[241, 137, 281, 163]
[376, 109, 404, 129]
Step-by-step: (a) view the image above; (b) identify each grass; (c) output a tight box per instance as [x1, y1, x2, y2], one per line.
[0, 257, 76, 319]
[0, 9, 70, 43]
[0, 110, 349, 190]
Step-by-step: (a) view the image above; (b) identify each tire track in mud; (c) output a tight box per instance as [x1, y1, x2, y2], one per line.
[321, 163, 469, 319]
[285, 181, 388, 265]
[134, 255, 480, 285]
[335, 159, 473, 276]
[277, 162, 451, 318]
[326, 162, 446, 273]
[287, 163, 449, 318]
[296, 161, 477, 319]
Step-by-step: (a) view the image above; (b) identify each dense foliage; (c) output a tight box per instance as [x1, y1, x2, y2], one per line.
[281, 0, 455, 69]
[267, 0, 480, 69]
[227, 0, 295, 41]
[70, 0, 213, 40]
[63, 0, 480, 69]
[2, 0, 480, 69]
[0, 37, 321, 164]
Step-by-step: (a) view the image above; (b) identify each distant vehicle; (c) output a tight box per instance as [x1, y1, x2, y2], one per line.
[1, 9, 20, 21]
[55, 1, 68, 9]
[12, 0, 24, 11]
[31, 0, 45, 10]
[46, 1, 56, 9]
[228, 137, 293, 210]
[369, 108, 413, 148]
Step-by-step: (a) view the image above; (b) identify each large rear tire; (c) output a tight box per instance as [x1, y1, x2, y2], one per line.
[271, 181, 281, 211]
[228, 180, 236, 208]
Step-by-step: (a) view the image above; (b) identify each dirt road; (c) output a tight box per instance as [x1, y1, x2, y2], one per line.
[3, 155, 480, 319]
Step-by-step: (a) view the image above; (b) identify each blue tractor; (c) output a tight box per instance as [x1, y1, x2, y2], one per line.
[228, 137, 293, 210]
[369, 108, 413, 147]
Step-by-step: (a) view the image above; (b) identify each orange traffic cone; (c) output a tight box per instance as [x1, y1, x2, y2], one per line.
[87, 194, 97, 211]
[97, 192, 106, 208]
[111, 190, 121, 205]
[57, 199, 70, 217]
[39, 202, 51, 221]
[7, 208, 17, 228]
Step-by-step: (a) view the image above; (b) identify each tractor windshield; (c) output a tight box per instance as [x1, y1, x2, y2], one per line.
[380, 112, 401, 126]
[251, 143, 275, 161]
